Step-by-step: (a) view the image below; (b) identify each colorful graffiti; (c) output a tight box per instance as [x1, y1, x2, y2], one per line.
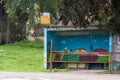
[112, 35, 120, 70]
[45, 28, 110, 69]
[51, 48, 109, 62]
[49, 48, 109, 69]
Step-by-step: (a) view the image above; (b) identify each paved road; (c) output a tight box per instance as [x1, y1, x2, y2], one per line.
[0, 70, 119, 80]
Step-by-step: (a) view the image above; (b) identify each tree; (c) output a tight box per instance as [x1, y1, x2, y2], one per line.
[0, 1, 28, 44]
[0, 1, 8, 44]
[6, 17, 10, 44]
[107, 0, 120, 34]
[2, 0, 120, 36]
[58, 0, 120, 34]
[0, 0, 60, 44]
[4, 0, 59, 26]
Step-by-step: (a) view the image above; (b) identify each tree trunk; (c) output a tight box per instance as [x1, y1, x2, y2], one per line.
[0, 29, 3, 44]
[0, 25, 2, 44]
[6, 17, 10, 44]
[0, 18, 3, 44]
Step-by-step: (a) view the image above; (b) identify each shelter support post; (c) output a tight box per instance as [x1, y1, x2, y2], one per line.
[50, 40, 53, 72]
[109, 35, 112, 72]
[109, 52, 112, 72]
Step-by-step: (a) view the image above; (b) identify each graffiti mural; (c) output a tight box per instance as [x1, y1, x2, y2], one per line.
[112, 35, 120, 70]
[45, 28, 110, 69]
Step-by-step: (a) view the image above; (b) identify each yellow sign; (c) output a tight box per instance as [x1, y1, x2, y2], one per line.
[40, 16, 50, 24]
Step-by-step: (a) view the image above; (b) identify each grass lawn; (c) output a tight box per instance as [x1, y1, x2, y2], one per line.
[0, 40, 47, 72]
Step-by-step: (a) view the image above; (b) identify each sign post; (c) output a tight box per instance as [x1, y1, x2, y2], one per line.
[40, 12, 50, 25]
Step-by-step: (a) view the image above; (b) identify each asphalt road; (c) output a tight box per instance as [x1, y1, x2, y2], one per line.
[0, 70, 119, 80]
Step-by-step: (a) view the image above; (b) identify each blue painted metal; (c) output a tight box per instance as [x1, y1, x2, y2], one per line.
[109, 35, 112, 52]
[59, 35, 109, 51]
[47, 31, 61, 50]
[44, 28, 47, 69]
[44, 28, 111, 69]
[47, 31, 109, 52]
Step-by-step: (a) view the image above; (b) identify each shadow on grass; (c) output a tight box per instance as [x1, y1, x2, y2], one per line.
[8, 40, 44, 49]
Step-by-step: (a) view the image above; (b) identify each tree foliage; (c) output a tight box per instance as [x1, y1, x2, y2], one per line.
[0, 1, 28, 44]
[0, 0, 59, 44]
[58, 0, 120, 34]
[4, 0, 59, 26]
[58, 0, 110, 26]
[107, 0, 120, 34]
[2, 0, 120, 35]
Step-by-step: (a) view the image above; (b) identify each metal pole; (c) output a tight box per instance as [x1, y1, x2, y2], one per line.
[50, 40, 53, 72]
[109, 52, 112, 72]
[109, 32, 112, 72]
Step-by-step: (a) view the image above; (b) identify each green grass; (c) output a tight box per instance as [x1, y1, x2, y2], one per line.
[52, 68, 68, 72]
[97, 71, 120, 74]
[97, 71, 109, 74]
[0, 40, 47, 72]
